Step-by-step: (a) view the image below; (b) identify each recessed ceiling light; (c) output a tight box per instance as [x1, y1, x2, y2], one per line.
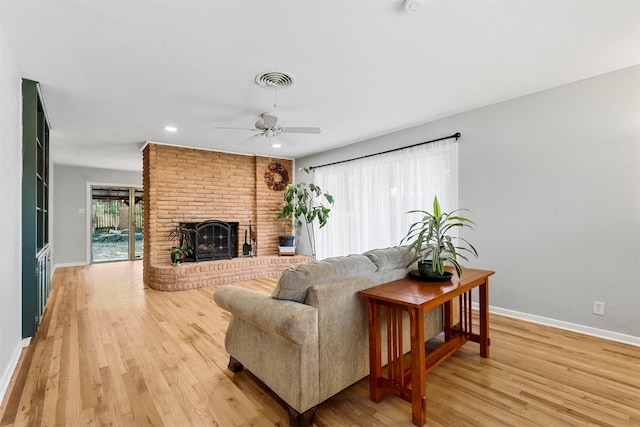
[164, 126, 178, 132]
[271, 143, 282, 149]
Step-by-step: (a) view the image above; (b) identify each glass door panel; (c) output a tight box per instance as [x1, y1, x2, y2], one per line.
[91, 186, 143, 262]
[133, 189, 144, 259]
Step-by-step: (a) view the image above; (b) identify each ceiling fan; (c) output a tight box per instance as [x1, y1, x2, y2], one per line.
[215, 112, 321, 147]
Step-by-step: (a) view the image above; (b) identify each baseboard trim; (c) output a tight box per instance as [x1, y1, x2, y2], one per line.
[473, 303, 640, 347]
[54, 261, 89, 270]
[0, 338, 30, 405]
[52, 261, 90, 278]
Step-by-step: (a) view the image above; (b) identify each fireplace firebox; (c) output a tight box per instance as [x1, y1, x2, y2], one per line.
[181, 220, 239, 262]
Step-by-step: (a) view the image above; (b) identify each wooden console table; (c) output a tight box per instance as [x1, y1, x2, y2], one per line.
[358, 268, 495, 426]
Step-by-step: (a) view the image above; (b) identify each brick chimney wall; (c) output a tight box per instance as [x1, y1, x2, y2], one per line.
[142, 143, 301, 290]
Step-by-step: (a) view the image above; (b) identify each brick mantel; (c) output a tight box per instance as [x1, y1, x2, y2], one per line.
[142, 143, 303, 290]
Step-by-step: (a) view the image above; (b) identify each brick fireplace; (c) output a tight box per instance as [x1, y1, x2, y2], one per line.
[142, 143, 309, 291]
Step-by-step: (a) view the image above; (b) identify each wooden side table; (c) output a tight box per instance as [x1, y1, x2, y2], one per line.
[358, 268, 495, 426]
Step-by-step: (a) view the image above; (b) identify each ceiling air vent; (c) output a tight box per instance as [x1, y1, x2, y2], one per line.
[255, 71, 295, 89]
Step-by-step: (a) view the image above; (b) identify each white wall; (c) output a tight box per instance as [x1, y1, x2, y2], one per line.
[53, 164, 142, 266]
[0, 21, 25, 403]
[457, 66, 639, 339]
[297, 66, 640, 340]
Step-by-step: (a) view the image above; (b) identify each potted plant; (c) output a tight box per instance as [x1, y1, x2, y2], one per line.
[401, 195, 478, 279]
[166, 245, 193, 266]
[276, 168, 334, 259]
[166, 222, 195, 266]
[277, 221, 295, 247]
[276, 221, 296, 256]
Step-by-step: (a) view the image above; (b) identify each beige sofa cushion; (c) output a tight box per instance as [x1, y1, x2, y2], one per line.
[362, 246, 411, 271]
[272, 254, 377, 303]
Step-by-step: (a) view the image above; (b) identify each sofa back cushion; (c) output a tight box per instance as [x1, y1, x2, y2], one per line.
[272, 254, 377, 303]
[362, 246, 412, 272]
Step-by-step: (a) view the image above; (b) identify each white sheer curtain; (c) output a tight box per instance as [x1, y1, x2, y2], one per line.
[312, 139, 458, 260]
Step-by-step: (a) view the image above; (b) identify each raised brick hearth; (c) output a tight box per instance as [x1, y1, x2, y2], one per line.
[146, 255, 310, 291]
[142, 143, 306, 291]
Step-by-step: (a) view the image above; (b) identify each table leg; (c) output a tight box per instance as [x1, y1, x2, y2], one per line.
[366, 299, 383, 402]
[479, 280, 490, 358]
[410, 307, 426, 426]
[443, 300, 452, 340]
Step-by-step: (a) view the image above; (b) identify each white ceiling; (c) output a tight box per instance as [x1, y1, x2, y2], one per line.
[1, 0, 638, 171]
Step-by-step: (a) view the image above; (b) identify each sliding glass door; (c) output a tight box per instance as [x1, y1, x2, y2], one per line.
[91, 186, 143, 262]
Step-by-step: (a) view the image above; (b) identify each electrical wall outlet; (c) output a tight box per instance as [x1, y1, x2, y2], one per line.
[593, 300, 605, 316]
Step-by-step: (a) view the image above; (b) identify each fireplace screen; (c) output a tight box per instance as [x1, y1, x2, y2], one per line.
[182, 220, 238, 262]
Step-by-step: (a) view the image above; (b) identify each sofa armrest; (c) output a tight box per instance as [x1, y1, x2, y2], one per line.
[214, 285, 318, 345]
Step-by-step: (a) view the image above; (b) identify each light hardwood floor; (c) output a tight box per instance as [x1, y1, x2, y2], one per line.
[1, 262, 638, 426]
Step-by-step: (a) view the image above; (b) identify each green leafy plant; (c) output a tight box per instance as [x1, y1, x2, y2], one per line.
[166, 245, 193, 266]
[166, 222, 195, 266]
[401, 196, 478, 278]
[276, 168, 334, 259]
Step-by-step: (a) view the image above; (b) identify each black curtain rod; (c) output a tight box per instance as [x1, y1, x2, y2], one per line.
[308, 132, 461, 170]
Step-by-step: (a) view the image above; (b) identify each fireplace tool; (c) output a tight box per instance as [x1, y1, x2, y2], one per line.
[243, 230, 251, 257]
[249, 220, 256, 256]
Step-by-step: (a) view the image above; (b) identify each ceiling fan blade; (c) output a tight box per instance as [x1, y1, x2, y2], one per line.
[261, 112, 278, 128]
[239, 133, 264, 145]
[281, 127, 321, 134]
[214, 126, 259, 131]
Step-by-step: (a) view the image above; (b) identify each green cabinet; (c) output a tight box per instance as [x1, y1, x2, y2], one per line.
[22, 79, 51, 338]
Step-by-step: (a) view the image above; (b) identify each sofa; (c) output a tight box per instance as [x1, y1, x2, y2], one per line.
[213, 247, 445, 426]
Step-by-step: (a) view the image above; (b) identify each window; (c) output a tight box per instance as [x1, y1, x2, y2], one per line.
[312, 139, 458, 259]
